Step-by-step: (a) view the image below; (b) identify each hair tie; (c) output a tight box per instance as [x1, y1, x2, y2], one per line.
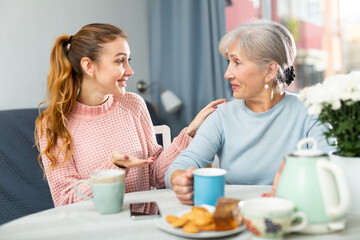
[65, 35, 73, 61]
[68, 35, 73, 44]
[285, 66, 296, 85]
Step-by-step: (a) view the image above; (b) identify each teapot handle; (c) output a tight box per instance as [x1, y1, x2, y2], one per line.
[317, 159, 351, 218]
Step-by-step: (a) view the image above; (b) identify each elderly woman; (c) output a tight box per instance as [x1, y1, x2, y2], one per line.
[165, 19, 334, 205]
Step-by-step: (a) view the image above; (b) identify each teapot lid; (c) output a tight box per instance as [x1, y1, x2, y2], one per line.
[293, 137, 323, 156]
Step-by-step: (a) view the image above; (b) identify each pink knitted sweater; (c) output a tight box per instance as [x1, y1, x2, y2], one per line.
[40, 93, 192, 207]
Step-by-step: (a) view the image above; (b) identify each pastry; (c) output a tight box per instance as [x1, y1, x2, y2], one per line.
[213, 197, 242, 231]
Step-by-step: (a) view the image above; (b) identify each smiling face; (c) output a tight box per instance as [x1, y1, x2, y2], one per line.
[224, 41, 267, 101]
[92, 37, 133, 97]
[79, 36, 134, 105]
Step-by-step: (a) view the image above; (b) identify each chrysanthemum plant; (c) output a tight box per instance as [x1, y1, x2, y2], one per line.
[299, 71, 360, 157]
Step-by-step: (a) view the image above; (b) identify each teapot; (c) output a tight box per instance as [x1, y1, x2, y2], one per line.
[276, 138, 351, 234]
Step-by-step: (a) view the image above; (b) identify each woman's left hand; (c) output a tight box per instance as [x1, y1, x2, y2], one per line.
[186, 98, 227, 138]
[110, 151, 155, 169]
[262, 159, 286, 197]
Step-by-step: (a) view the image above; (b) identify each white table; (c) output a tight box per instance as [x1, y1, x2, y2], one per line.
[0, 185, 359, 240]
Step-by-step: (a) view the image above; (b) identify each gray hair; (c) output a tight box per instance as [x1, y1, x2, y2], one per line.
[219, 19, 296, 87]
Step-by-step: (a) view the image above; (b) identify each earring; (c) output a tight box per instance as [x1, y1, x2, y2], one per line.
[264, 83, 269, 89]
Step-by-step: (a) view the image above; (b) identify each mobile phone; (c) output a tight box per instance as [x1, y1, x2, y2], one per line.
[130, 201, 161, 219]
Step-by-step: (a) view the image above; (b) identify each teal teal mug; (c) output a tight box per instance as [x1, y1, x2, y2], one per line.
[193, 168, 227, 206]
[73, 169, 126, 214]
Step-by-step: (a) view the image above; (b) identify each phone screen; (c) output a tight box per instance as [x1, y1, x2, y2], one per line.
[130, 201, 161, 219]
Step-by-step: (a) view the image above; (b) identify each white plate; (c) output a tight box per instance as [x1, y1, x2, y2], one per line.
[153, 205, 246, 239]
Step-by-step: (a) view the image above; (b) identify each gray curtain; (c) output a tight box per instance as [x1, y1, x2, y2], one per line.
[150, 0, 231, 137]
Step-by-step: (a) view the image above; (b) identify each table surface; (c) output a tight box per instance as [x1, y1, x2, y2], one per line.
[0, 185, 359, 240]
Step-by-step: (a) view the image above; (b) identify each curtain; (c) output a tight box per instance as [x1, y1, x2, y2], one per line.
[150, 0, 231, 137]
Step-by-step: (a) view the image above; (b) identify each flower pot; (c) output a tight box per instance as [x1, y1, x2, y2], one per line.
[329, 152, 360, 216]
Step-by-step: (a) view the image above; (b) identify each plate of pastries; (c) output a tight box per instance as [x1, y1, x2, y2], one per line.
[154, 198, 245, 238]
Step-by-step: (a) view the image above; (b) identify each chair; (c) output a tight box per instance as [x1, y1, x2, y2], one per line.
[151, 125, 171, 190]
[0, 109, 53, 226]
[0, 104, 165, 225]
[154, 125, 171, 150]
[145, 100, 165, 146]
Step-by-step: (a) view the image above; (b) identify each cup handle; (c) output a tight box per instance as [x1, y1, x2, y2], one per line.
[286, 211, 308, 233]
[73, 180, 93, 201]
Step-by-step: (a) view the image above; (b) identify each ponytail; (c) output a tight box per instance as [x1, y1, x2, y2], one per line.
[35, 34, 79, 174]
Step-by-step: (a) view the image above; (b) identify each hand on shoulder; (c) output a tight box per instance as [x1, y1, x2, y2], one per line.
[186, 99, 227, 137]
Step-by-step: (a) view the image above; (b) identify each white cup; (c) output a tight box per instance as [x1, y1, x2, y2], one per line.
[241, 197, 307, 239]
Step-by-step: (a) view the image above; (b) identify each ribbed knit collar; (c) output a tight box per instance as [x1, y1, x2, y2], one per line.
[71, 94, 116, 119]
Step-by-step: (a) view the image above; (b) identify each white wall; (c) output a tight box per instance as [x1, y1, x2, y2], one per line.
[0, 0, 151, 110]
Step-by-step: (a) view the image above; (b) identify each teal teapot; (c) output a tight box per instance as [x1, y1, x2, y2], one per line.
[276, 138, 351, 234]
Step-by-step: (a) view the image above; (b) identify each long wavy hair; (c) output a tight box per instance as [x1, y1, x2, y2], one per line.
[35, 23, 127, 174]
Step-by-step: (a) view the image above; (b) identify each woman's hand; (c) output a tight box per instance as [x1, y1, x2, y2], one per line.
[171, 167, 196, 205]
[186, 99, 227, 137]
[110, 150, 154, 169]
[262, 159, 286, 197]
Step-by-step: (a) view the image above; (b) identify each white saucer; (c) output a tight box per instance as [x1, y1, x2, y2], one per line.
[299, 218, 346, 234]
[153, 204, 246, 238]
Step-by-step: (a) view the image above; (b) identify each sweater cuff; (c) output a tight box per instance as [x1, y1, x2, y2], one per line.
[172, 128, 193, 151]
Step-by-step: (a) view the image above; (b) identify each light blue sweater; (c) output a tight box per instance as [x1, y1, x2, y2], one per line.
[165, 92, 335, 188]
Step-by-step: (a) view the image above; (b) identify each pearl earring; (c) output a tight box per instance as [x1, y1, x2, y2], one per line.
[264, 83, 269, 89]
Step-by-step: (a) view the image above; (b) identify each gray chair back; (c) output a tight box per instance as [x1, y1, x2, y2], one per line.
[0, 109, 53, 225]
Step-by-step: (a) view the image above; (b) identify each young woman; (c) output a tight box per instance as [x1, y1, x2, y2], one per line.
[166, 20, 335, 205]
[35, 23, 225, 207]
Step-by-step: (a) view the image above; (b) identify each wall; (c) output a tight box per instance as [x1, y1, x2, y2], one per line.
[225, 0, 261, 32]
[0, 0, 151, 110]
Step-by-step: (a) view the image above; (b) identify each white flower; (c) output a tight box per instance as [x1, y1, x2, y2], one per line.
[331, 100, 341, 110]
[298, 87, 308, 102]
[299, 71, 360, 155]
[351, 92, 360, 102]
[308, 104, 322, 115]
[299, 71, 360, 110]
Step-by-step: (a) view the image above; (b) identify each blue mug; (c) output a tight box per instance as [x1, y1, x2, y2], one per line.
[193, 168, 227, 206]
